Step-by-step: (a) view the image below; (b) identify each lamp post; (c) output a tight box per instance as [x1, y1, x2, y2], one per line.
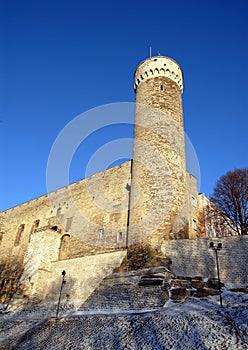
[209, 242, 223, 308]
[56, 270, 66, 318]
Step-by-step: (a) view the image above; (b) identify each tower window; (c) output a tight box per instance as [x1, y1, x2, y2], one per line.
[66, 217, 73, 231]
[98, 228, 104, 239]
[56, 207, 62, 215]
[117, 231, 123, 242]
[160, 85, 163, 91]
[191, 196, 197, 207]
[193, 219, 197, 230]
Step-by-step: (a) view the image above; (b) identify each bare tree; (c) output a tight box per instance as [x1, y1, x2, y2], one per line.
[0, 258, 24, 304]
[210, 168, 248, 235]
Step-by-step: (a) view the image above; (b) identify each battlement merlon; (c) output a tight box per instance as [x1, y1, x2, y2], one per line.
[134, 56, 183, 93]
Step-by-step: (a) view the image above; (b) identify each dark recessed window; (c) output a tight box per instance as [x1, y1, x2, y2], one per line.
[30, 219, 40, 234]
[193, 219, 197, 230]
[118, 231, 123, 241]
[15, 224, 25, 246]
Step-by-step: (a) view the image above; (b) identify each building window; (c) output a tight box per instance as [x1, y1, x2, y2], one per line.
[30, 219, 40, 234]
[191, 196, 197, 207]
[98, 228, 104, 239]
[15, 224, 25, 246]
[160, 85, 163, 91]
[29, 220, 40, 242]
[59, 234, 71, 260]
[192, 219, 197, 231]
[66, 217, 73, 231]
[56, 207, 62, 216]
[117, 231, 123, 242]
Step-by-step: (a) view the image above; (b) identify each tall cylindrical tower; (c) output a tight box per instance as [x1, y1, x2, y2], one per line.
[129, 56, 187, 248]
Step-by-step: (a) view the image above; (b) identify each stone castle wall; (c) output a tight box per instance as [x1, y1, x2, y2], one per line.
[44, 251, 127, 304]
[162, 235, 248, 287]
[0, 162, 131, 266]
[0, 162, 131, 305]
[172, 171, 200, 240]
[6, 249, 127, 309]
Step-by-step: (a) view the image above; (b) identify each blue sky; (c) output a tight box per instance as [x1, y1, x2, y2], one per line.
[1, 0, 247, 211]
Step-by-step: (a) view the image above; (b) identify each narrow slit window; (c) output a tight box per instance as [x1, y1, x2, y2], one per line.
[98, 228, 104, 239]
[118, 231, 123, 242]
[15, 224, 25, 246]
[191, 196, 197, 207]
[193, 219, 197, 230]
[160, 85, 163, 91]
[31, 219, 40, 234]
[66, 217, 73, 231]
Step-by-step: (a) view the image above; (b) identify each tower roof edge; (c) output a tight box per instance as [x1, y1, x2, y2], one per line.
[134, 56, 183, 93]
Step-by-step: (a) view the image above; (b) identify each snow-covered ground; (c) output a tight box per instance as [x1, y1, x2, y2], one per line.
[0, 290, 247, 349]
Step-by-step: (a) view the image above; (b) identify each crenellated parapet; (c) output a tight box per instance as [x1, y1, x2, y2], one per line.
[134, 56, 183, 92]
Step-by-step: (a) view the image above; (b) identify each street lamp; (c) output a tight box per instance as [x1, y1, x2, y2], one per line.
[56, 270, 66, 318]
[209, 242, 223, 308]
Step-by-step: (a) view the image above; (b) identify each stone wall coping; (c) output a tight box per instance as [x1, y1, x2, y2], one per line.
[106, 266, 172, 280]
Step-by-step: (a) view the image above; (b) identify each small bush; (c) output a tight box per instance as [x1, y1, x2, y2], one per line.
[116, 242, 171, 272]
[0, 259, 24, 304]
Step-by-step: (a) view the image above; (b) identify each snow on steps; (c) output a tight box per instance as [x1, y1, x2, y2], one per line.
[79, 267, 172, 312]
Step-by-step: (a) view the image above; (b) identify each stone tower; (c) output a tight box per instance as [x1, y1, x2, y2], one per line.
[128, 56, 187, 248]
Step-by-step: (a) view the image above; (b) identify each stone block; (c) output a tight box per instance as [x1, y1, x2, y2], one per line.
[206, 278, 224, 290]
[139, 278, 164, 286]
[170, 287, 186, 301]
[191, 279, 205, 289]
[195, 288, 219, 298]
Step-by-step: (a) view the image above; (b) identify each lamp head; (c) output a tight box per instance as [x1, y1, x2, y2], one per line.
[209, 241, 214, 249]
[217, 243, 222, 250]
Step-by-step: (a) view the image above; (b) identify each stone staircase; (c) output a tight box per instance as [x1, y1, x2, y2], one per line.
[79, 267, 172, 312]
